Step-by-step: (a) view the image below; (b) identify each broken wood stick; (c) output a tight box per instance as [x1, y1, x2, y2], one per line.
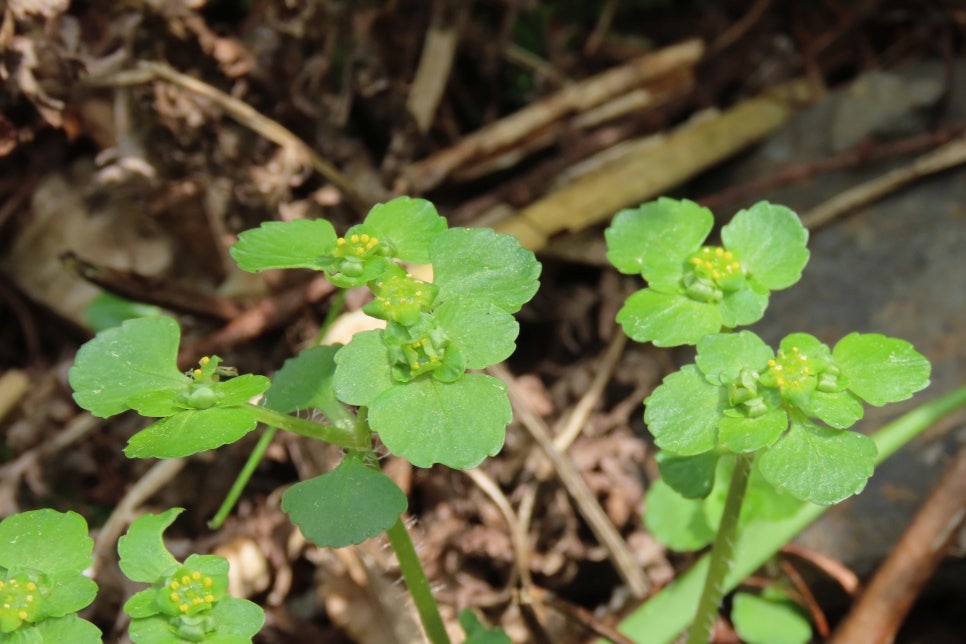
[400, 38, 705, 193]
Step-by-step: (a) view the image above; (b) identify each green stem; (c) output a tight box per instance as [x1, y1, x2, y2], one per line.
[208, 426, 278, 530]
[385, 517, 452, 644]
[686, 453, 754, 644]
[249, 404, 361, 450]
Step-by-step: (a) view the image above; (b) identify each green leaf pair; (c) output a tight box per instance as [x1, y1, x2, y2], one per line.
[118, 508, 264, 643]
[605, 199, 809, 347]
[230, 196, 447, 287]
[69, 317, 271, 459]
[645, 330, 930, 505]
[0, 510, 101, 642]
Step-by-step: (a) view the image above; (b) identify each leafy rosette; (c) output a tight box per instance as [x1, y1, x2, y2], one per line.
[69, 317, 270, 458]
[230, 196, 447, 287]
[334, 227, 541, 469]
[605, 198, 809, 346]
[0, 510, 101, 642]
[119, 509, 264, 643]
[644, 331, 930, 504]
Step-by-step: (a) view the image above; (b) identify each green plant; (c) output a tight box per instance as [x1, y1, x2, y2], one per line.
[605, 198, 931, 643]
[0, 509, 101, 642]
[118, 508, 263, 643]
[68, 196, 540, 643]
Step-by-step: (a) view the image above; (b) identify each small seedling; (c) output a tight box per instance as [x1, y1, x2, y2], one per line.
[605, 198, 930, 643]
[118, 508, 264, 643]
[0, 509, 101, 643]
[69, 196, 540, 643]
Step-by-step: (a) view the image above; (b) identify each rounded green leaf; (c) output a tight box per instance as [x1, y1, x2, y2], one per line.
[617, 289, 721, 347]
[118, 508, 182, 583]
[281, 455, 407, 548]
[757, 420, 877, 505]
[333, 330, 395, 407]
[0, 510, 92, 575]
[70, 317, 187, 418]
[605, 198, 713, 290]
[833, 333, 931, 406]
[719, 281, 770, 328]
[127, 614, 177, 644]
[32, 615, 102, 644]
[230, 219, 337, 272]
[369, 374, 511, 469]
[643, 479, 715, 552]
[263, 345, 349, 425]
[43, 571, 99, 619]
[85, 292, 162, 333]
[718, 410, 787, 453]
[644, 366, 724, 455]
[656, 450, 720, 499]
[721, 202, 809, 290]
[214, 375, 271, 407]
[431, 227, 541, 314]
[364, 196, 447, 264]
[732, 591, 812, 644]
[435, 299, 518, 369]
[124, 407, 260, 458]
[803, 390, 864, 429]
[696, 331, 773, 383]
[207, 596, 265, 641]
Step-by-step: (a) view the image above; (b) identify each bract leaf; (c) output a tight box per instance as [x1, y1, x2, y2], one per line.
[718, 410, 787, 453]
[605, 198, 712, 290]
[643, 479, 715, 551]
[833, 333, 931, 406]
[32, 615, 101, 644]
[333, 330, 395, 407]
[696, 331, 772, 383]
[207, 596, 266, 640]
[229, 219, 336, 272]
[364, 196, 447, 263]
[645, 366, 724, 455]
[721, 202, 809, 290]
[126, 615, 174, 644]
[431, 227, 541, 314]
[617, 289, 721, 347]
[39, 574, 95, 622]
[656, 450, 720, 499]
[369, 374, 511, 469]
[435, 299, 518, 369]
[215, 375, 271, 406]
[757, 420, 877, 505]
[803, 390, 864, 429]
[118, 508, 182, 583]
[732, 591, 812, 644]
[719, 281, 769, 328]
[123, 589, 158, 619]
[70, 317, 186, 418]
[124, 407, 260, 458]
[281, 455, 407, 548]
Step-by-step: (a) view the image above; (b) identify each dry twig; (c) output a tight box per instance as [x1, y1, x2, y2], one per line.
[488, 363, 649, 598]
[830, 436, 966, 643]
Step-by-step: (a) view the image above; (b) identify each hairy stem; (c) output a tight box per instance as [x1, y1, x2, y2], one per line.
[386, 517, 452, 644]
[249, 405, 361, 450]
[687, 453, 754, 644]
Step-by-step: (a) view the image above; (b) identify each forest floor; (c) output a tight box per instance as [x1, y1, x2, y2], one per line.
[1, 1, 965, 642]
